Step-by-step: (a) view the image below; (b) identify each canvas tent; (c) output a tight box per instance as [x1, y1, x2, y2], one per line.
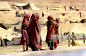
[0, 27, 21, 41]
[59, 23, 86, 40]
[59, 23, 86, 34]
[59, 23, 76, 34]
[71, 23, 86, 34]
[70, 23, 86, 45]
[0, 27, 21, 46]
[12, 3, 40, 10]
[0, 1, 11, 11]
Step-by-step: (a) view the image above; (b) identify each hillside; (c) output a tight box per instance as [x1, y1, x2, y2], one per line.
[0, 0, 85, 3]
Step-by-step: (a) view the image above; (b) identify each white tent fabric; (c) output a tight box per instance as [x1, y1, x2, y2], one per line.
[59, 23, 76, 34]
[71, 23, 86, 34]
[12, 3, 28, 6]
[0, 1, 11, 11]
[0, 27, 21, 41]
[30, 3, 40, 10]
[71, 23, 86, 39]
[12, 3, 40, 10]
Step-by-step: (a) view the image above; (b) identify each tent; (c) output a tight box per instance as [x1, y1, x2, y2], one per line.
[0, 27, 21, 46]
[12, 3, 40, 10]
[71, 23, 86, 39]
[0, 1, 11, 11]
[71, 23, 86, 34]
[59, 23, 86, 34]
[59, 23, 76, 34]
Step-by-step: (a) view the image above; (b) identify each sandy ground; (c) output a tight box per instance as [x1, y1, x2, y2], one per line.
[0, 1, 86, 55]
[0, 40, 85, 54]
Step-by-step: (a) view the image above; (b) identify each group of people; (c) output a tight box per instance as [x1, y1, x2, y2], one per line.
[20, 13, 59, 52]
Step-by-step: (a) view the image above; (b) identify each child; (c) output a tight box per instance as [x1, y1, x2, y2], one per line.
[83, 34, 85, 44]
[20, 24, 29, 52]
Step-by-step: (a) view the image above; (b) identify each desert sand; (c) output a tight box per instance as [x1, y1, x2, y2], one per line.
[0, 1, 86, 54]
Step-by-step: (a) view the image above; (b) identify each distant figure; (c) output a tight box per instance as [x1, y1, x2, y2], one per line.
[42, 12, 44, 17]
[71, 32, 76, 46]
[23, 11, 26, 17]
[20, 24, 29, 52]
[80, 12, 81, 17]
[67, 32, 71, 47]
[47, 6, 48, 10]
[14, 26, 17, 31]
[83, 34, 85, 44]
[19, 6, 23, 10]
[21, 13, 23, 17]
[64, 6, 66, 11]
[70, 6, 72, 11]
[16, 11, 19, 17]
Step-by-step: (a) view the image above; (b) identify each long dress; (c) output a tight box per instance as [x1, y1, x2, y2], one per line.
[54, 24, 59, 48]
[20, 29, 29, 45]
[28, 14, 41, 51]
[46, 22, 57, 44]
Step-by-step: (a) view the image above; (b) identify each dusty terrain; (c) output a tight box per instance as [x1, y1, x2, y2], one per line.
[0, 1, 86, 54]
[0, 41, 85, 53]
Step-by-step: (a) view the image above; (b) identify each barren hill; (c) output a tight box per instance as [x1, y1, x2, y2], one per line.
[0, 0, 85, 3]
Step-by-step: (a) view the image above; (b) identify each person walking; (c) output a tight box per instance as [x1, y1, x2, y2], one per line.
[71, 32, 76, 46]
[20, 24, 29, 52]
[20, 14, 30, 52]
[28, 14, 41, 51]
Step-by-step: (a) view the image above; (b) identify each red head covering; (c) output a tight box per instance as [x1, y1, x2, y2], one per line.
[32, 14, 39, 20]
[22, 14, 30, 27]
[28, 14, 41, 49]
[21, 14, 30, 35]
[47, 15, 54, 21]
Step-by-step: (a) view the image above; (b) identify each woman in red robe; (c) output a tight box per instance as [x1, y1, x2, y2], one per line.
[46, 15, 59, 50]
[28, 14, 41, 51]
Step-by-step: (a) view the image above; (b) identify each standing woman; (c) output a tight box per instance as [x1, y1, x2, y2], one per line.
[28, 14, 41, 51]
[20, 14, 30, 51]
[46, 15, 59, 50]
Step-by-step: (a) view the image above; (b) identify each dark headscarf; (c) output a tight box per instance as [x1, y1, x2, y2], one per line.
[47, 15, 54, 21]
[47, 15, 54, 30]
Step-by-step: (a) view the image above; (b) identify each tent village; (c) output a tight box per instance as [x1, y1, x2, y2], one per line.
[0, 1, 86, 52]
